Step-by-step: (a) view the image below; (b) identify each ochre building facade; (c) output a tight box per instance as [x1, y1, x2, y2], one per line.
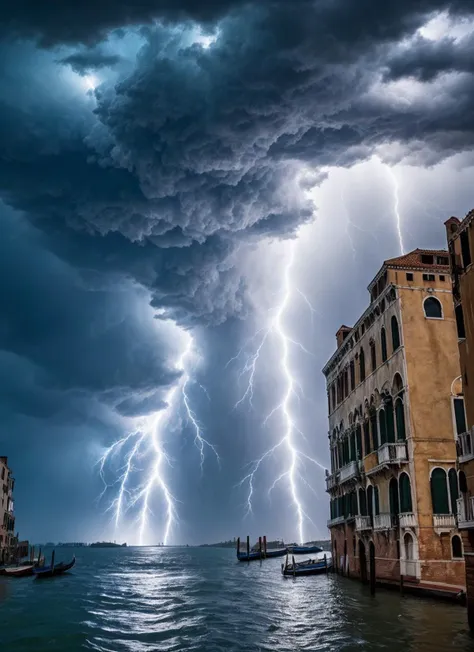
[446, 211, 474, 626]
[323, 249, 466, 597]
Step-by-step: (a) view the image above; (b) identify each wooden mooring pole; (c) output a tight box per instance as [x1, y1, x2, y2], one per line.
[263, 535, 267, 558]
[258, 536, 262, 559]
[246, 535, 250, 559]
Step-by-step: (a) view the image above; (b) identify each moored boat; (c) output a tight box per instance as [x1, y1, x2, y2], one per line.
[3, 564, 36, 578]
[281, 554, 331, 577]
[287, 545, 323, 555]
[236, 536, 287, 562]
[33, 556, 75, 579]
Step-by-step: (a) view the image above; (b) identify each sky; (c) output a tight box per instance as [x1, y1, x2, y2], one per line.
[1, 1, 474, 546]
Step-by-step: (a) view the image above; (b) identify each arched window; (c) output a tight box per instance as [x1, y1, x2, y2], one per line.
[350, 360, 355, 391]
[404, 532, 414, 560]
[399, 473, 413, 513]
[356, 424, 362, 460]
[385, 398, 395, 443]
[374, 486, 380, 516]
[370, 409, 378, 450]
[360, 348, 366, 382]
[379, 409, 387, 445]
[359, 488, 367, 516]
[460, 470, 468, 494]
[395, 398, 406, 441]
[381, 328, 388, 362]
[452, 535, 463, 559]
[367, 485, 374, 524]
[364, 421, 371, 455]
[370, 340, 377, 372]
[430, 468, 450, 514]
[424, 296, 443, 319]
[448, 468, 459, 513]
[391, 316, 400, 352]
[389, 477, 399, 519]
[331, 385, 336, 410]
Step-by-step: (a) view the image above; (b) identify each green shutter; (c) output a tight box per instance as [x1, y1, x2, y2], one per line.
[448, 468, 459, 514]
[399, 473, 413, 513]
[430, 468, 449, 514]
[350, 433, 356, 461]
[389, 479, 399, 515]
[356, 426, 362, 460]
[364, 421, 371, 454]
[379, 410, 387, 445]
[395, 399, 406, 440]
[386, 403, 395, 443]
[391, 316, 400, 351]
[374, 486, 380, 515]
[381, 328, 387, 362]
[454, 398, 467, 435]
[359, 489, 367, 516]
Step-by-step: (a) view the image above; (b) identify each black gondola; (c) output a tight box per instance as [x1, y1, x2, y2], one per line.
[281, 554, 331, 577]
[33, 556, 75, 578]
[237, 548, 287, 562]
[287, 545, 323, 555]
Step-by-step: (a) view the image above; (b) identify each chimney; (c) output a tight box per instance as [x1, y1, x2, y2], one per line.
[444, 216, 461, 241]
[336, 325, 352, 349]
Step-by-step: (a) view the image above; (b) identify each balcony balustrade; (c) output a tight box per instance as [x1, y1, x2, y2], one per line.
[377, 442, 408, 466]
[433, 514, 456, 532]
[399, 512, 417, 528]
[325, 472, 339, 492]
[458, 430, 474, 463]
[457, 496, 474, 529]
[354, 515, 371, 531]
[373, 513, 392, 530]
[339, 460, 360, 484]
[327, 515, 345, 528]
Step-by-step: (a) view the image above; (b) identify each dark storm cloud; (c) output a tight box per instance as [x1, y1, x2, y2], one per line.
[386, 33, 474, 82]
[58, 49, 122, 75]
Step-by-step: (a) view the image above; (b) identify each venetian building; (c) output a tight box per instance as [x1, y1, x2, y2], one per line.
[446, 211, 474, 627]
[0, 456, 15, 558]
[323, 249, 465, 597]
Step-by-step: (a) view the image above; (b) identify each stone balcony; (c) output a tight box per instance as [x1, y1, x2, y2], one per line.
[457, 496, 474, 529]
[355, 515, 371, 532]
[325, 471, 339, 492]
[327, 516, 345, 528]
[339, 460, 361, 485]
[373, 513, 393, 531]
[433, 514, 456, 534]
[377, 442, 408, 466]
[399, 512, 417, 528]
[458, 430, 474, 464]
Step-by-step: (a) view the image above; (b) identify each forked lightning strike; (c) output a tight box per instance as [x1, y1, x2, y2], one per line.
[98, 332, 218, 545]
[229, 239, 325, 544]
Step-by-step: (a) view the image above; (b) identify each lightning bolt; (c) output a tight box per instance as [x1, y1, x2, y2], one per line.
[98, 331, 218, 545]
[229, 239, 325, 544]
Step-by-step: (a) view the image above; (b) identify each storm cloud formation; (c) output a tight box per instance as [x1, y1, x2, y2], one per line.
[1, 0, 474, 541]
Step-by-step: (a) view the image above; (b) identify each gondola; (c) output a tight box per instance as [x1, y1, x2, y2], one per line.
[2, 564, 36, 578]
[33, 556, 75, 579]
[281, 554, 331, 577]
[287, 545, 323, 555]
[237, 548, 287, 562]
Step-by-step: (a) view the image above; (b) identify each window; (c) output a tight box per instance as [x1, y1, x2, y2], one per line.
[374, 486, 380, 516]
[437, 256, 449, 266]
[452, 535, 463, 559]
[422, 273, 435, 281]
[448, 468, 459, 513]
[379, 409, 387, 446]
[456, 304, 466, 339]
[404, 532, 414, 560]
[424, 296, 442, 319]
[370, 340, 376, 372]
[439, 275, 445, 282]
[331, 385, 336, 411]
[454, 397, 467, 435]
[395, 398, 406, 441]
[381, 328, 387, 362]
[370, 410, 378, 450]
[364, 421, 371, 455]
[406, 273, 413, 281]
[361, 324, 365, 335]
[359, 488, 367, 516]
[399, 473, 413, 513]
[389, 477, 399, 518]
[359, 348, 366, 382]
[356, 425, 362, 460]
[391, 316, 400, 351]
[430, 468, 450, 514]
[461, 230, 471, 268]
[421, 254, 433, 264]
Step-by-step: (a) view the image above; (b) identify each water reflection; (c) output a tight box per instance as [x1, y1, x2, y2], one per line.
[1, 547, 472, 652]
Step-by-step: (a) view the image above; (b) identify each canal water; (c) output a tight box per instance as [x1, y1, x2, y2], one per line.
[0, 546, 473, 651]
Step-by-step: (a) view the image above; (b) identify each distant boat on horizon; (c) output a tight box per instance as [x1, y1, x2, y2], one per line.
[90, 542, 127, 548]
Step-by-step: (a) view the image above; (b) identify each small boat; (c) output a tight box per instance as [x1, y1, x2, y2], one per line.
[33, 556, 75, 579]
[3, 564, 36, 578]
[287, 545, 323, 555]
[237, 548, 287, 562]
[281, 554, 331, 577]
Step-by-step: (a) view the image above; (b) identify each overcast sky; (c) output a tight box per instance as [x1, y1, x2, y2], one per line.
[1, 1, 474, 545]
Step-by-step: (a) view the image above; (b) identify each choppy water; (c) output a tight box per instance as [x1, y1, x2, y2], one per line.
[0, 546, 473, 651]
